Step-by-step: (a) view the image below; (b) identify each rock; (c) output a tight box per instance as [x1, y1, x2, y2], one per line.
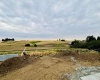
[63, 66, 100, 80]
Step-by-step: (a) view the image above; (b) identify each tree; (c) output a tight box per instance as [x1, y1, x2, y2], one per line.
[86, 35, 96, 42]
[97, 36, 100, 40]
[70, 35, 100, 50]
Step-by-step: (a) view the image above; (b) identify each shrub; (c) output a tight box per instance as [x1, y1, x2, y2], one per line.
[25, 44, 30, 47]
[61, 39, 65, 41]
[34, 44, 37, 47]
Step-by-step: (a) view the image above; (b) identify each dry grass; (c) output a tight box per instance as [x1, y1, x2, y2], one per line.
[0, 40, 100, 65]
[0, 41, 30, 51]
[0, 40, 69, 54]
[28, 49, 100, 62]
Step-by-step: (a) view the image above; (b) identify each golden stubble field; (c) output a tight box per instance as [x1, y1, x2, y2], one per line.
[0, 40, 70, 54]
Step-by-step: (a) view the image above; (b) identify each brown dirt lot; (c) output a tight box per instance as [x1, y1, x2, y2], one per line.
[0, 56, 76, 80]
[0, 55, 100, 80]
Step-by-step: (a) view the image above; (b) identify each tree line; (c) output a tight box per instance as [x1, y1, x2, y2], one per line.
[2, 38, 15, 41]
[71, 35, 100, 50]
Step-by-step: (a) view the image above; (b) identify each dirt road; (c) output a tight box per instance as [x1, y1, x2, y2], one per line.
[0, 56, 76, 80]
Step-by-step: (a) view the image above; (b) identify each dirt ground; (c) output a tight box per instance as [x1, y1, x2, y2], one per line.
[0, 62, 2, 65]
[0, 54, 100, 80]
[0, 56, 76, 80]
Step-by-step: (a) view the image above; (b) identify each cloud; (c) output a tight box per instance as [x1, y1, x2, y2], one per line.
[0, 0, 100, 40]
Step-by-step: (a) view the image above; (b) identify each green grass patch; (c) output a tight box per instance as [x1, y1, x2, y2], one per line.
[30, 41, 41, 44]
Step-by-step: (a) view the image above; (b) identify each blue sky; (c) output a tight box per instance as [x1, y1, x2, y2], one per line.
[0, 0, 100, 40]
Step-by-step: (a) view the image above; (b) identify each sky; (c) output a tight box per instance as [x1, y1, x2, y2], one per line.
[0, 0, 100, 40]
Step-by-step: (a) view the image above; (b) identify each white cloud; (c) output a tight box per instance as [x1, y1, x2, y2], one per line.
[0, 0, 100, 39]
[0, 21, 29, 33]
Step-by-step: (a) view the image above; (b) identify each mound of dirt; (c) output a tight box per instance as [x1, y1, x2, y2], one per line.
[0, 56, 38, 75]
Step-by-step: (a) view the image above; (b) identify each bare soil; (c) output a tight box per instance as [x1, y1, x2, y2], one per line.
[0, 55, 99, 80]
[0, 56, 38, 75]
[0, 56, 76, 80]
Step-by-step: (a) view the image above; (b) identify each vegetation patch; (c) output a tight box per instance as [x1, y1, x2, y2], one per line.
[30, 41, 41, 45]
[71, 35, 100, 51]
[25, 44, 30, 47]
